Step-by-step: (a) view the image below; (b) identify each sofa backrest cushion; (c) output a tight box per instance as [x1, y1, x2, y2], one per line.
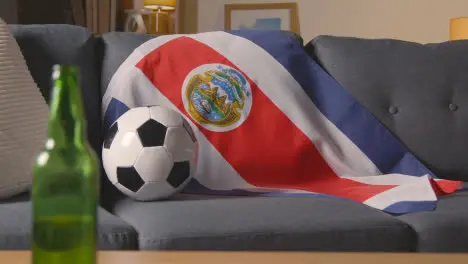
[100, 32, 155, 97]
[306, 36, 468, 181]
[8, 24, 102, 157]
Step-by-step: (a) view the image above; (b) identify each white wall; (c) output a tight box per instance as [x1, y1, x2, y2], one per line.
[198, 0, 468, 43]
[0, 0, 17, 24]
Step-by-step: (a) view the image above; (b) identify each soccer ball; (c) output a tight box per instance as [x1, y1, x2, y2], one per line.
[102, 105, 197, 201]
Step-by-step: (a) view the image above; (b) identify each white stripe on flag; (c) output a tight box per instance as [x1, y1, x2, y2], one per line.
[363, 175, 437, 209]
[187, 32, 381, 178]
[343, 173, 439, 209]
[343, 173, 433, 185]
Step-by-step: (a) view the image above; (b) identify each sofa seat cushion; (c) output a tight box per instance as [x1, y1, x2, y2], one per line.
[0, 193, 138, 250]
[112, 195, 416, 251]
[397, 188, 468, 252]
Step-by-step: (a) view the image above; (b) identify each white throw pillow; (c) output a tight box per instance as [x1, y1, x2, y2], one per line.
[0, 18, 48, 198]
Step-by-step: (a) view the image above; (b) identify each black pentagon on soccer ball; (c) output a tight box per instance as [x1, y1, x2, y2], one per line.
[103, 122, 118, 149]
[167, 161, 190, 188]
[117, 166, 145, 192]
[137, 119, 167, 147]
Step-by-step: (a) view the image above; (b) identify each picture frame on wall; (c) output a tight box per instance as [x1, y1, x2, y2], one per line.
[224, 3, 300, 34]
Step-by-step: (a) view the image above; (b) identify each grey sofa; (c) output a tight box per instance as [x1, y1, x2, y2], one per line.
[3, 23, 468, 252]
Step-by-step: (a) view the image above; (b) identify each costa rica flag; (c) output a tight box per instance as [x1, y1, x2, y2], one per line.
[102, 30, 462, 214]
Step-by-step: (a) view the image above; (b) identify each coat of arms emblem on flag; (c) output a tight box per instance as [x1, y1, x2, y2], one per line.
[182, 64, 252, 131]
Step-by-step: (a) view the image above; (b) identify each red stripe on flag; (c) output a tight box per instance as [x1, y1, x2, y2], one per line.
[429, 179, 462, 196]
[136, 36, 395, 202]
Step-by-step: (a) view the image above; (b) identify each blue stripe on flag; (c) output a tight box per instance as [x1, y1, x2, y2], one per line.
[383, 201, 436, 215]
[227, 30, 434, 177]
[103, 98, 130, 131]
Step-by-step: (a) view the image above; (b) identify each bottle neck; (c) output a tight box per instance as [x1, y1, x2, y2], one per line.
[47, 66, 87, 149]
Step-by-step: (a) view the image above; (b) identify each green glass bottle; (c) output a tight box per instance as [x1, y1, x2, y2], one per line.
[32, 65, 99, 264]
